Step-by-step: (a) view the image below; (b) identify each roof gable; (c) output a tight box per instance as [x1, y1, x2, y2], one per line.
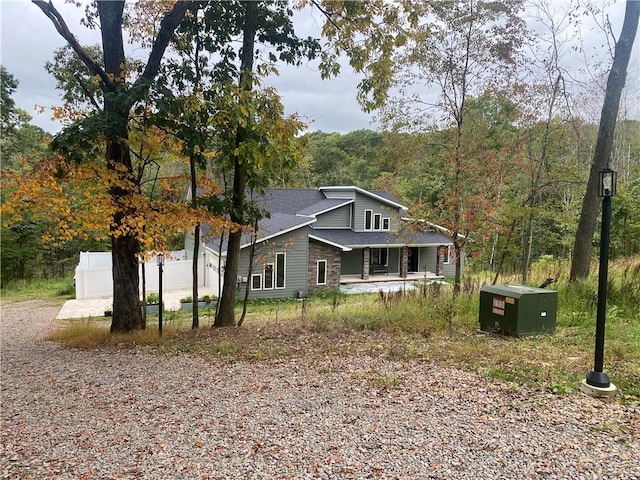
[204, 187, 409, 254]
[320, 186, 407, 210]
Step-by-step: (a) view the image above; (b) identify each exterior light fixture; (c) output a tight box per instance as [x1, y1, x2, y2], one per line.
[157, 253, 165, 336]
[598, 167, 616, 197]
[582, 167, 617, 397]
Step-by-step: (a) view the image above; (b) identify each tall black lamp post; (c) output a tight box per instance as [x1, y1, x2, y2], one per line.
[157, 252, 165, 337]
[583, 167, 617, 395]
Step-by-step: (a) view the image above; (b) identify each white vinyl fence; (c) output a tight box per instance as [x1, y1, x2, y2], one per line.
[74, 250, 205, 299]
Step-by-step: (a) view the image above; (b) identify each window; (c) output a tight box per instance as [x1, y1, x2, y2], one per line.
[264, 263, 274, 289]
[382, 218, 390, 230]
[442, 246, 451, 264]
[317, 260, 327, 285]
[251, 274, 262, 290]
[276, 253, 286, 289]
[371, 248, 388, 266]
[374, 213, 381, 230]
[364, 210, 372, 230]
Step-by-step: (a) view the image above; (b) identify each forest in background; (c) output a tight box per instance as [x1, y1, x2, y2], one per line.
[293, 120, 640, 279]
[3, 113, 639, 287]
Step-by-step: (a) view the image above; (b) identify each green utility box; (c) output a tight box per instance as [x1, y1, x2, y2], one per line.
[479, 285, 557, 337]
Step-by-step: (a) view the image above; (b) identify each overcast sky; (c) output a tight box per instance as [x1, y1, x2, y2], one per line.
[1, 0, 638, 136]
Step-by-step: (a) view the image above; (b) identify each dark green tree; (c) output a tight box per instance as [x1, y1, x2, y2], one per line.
[33, 0, 191, 332]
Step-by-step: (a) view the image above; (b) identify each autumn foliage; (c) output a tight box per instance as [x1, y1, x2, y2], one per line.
[1, 143, 230, 256]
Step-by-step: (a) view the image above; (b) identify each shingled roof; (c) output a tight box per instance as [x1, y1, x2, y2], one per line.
[310, 229, 452, 249]
[204, 187, 446, 256]
[255, 187, 404, 217]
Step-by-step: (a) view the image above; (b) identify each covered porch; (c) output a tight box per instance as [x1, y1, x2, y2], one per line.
[340, 271, 444, 284]
[339, 272, 448, 295]
[340, 245, 452, 283]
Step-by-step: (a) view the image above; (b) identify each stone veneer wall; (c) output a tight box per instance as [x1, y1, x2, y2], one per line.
[361, 247, 370, 280]
[307, 241, 342, 292]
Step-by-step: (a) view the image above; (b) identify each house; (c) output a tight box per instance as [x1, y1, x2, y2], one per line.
[190, 186, 462, 299]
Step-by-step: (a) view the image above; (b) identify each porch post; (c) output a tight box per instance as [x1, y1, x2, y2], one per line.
[361, 247, 370, 280]
[401, 246, 408, 278]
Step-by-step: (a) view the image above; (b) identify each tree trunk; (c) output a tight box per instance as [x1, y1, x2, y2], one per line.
[238, 218, 259, 327]
[215, 0, 258, 327]
[216, 162, 247, 327]
[521, 211, 534, 283]
[98, 1, 144, 332]
[110, 232, 144, 332]
[191, 153, 200, 329]
[35, 0, 190, 332]
[192, 224, 200, 329]
[454, 244, 462, 294]
[570, 0, 640, 281]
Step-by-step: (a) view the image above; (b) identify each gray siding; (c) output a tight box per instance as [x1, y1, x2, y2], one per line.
[418, 246, 463, 277]
[341, 249, 362, 275]
[388, 248, 400, 274]
[418, 247, 437, 274]
[353, 192, 400, 231]
[323, 189, 355, 200]
[339, 247, 402, 275]
[313, 204, 351, 228]
[237, 226, 309, 299]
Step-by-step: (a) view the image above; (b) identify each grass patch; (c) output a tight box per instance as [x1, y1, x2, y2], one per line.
[1, 276, 75, 303]
[44, 257, 640, 404]
[47, 313, 192, 349]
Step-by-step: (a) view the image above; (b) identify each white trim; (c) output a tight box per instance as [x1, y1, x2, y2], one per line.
[309, 234, 352, 251]
[364, 209, 373, 230]
[263, 263, 274, 290]
[319, 186, 407, 210]
[401, 217, 465, 239]
[275, 252, 286, 289]
[347, 243, 447, 248]
[316, 259, 327, 285]
[382, 217, 390, 230]
[443, 245, 452, 264]
[238, 218, 316, 251]
[374, 213, 382, 230]
[295, 199, 354, 217]
[251, 274, 262, 290]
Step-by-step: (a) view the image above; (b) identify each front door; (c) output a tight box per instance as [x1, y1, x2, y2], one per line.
[408, 247, 419, 273]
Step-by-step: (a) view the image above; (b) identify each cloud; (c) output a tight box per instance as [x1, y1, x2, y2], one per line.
[1, 0, 637, 136]
[1, 1, 374, 135]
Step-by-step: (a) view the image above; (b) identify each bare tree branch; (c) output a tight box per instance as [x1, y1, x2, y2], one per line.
[32, 0, 116, 91]
[133, 1, 193, 97]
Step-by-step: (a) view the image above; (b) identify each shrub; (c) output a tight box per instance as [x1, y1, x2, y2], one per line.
[146, 293, 160, 304]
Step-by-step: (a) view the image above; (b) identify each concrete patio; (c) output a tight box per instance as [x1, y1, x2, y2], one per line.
[56, 287, 219, 320]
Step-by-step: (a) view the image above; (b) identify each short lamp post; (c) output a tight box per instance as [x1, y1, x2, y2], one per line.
[157, 252, 165, 337]
[582, 167, 617, 396]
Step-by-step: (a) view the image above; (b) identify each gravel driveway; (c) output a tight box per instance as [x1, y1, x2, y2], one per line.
[1, 300, 639, 479]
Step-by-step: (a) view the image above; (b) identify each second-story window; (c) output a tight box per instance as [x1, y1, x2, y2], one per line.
[364, 210, 372, 230]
